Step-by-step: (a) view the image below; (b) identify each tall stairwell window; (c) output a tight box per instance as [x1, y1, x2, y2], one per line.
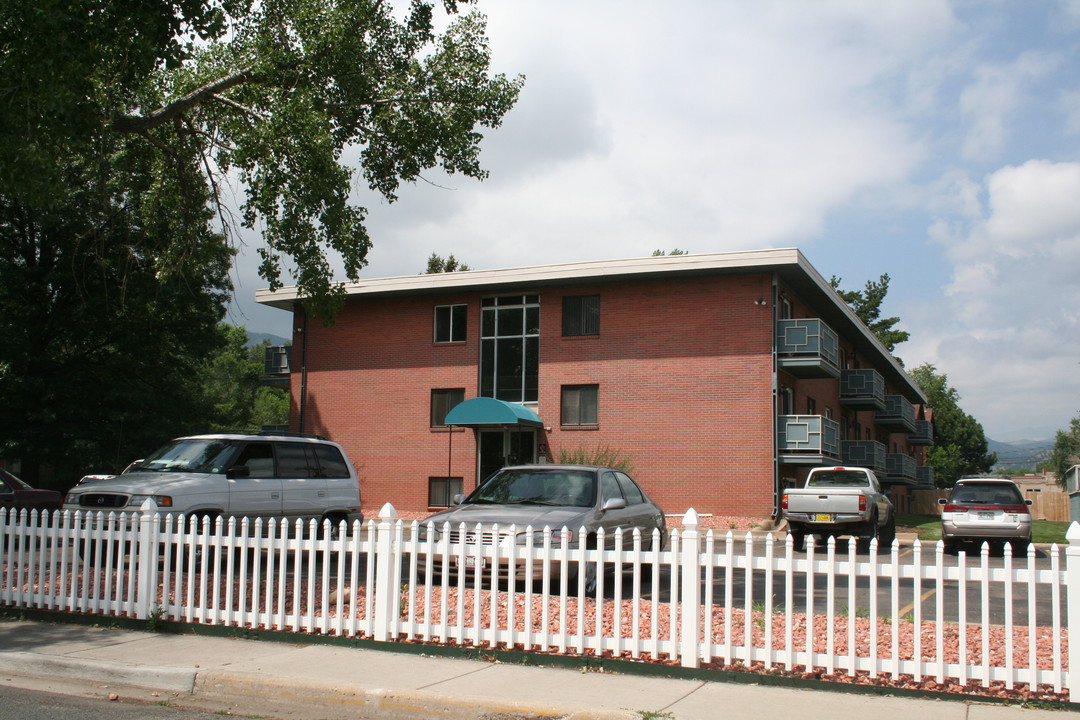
[480, 295, 539, 403]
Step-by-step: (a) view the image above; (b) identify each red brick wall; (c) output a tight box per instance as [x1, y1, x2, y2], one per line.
[289, 274, 778, 519]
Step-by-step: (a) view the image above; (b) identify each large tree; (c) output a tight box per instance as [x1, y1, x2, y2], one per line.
[1047, 415, 1080, 487]
[2, 0, 522, 319]
[909, 363, 996, 486]
[0, 137, 234, 486]
[1, 0, 519, 485]
[829, 274, 910, 353]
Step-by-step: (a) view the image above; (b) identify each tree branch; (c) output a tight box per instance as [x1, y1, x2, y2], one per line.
[112, 67, 256, 133]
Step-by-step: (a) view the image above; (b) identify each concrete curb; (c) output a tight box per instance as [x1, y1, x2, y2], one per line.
[0, 651, 197, 693]
[193, 670, 633, 720]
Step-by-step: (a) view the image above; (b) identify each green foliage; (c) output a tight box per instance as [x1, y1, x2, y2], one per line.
[909, 363, 996, 485]
[652, 249, 688, 256]
[0, 135, 233, 486]
[2, 0, 522, 320]
[195, 325, 289, 432]
[1047, 416, 1080, 487]
[557, 444, 633, 473]
[829, 273, 910, 352]
[425, 253, 471, 273]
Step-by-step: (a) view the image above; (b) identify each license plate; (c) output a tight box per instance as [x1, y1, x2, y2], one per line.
[814, 513, 833, 522]
[454, 555, 486, 569]
[977, 511, 994, 520]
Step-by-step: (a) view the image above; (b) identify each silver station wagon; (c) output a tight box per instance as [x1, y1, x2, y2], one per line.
[418, 464, 666, 591]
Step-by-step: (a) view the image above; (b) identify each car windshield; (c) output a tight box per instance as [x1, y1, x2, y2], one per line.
[133, 439, 239, 474]
[807, 470, 869, 487]
[950, 483, 1023, 505]
[467, 469, 596, 507]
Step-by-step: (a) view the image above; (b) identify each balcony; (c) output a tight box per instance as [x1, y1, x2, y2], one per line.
[841, 440, 886, 472]
[776, 319, 840, 379]
[875, 395, 916, 433]
[885, 453, 917, 484]
[778, 415, 841, 465]
[915, 465, 935, 488]
[909, 419, 934, 445]
[262, 345, 291, 389]
[839, 369, 886, 410]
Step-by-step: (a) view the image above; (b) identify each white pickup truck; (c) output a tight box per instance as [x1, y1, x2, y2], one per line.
[781, 466, 895, 551]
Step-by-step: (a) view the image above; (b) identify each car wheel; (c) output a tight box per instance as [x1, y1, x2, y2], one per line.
[788, 527, 806, 552]
[1009, 538, 1030, 555]
[856, 512, 877, 553]
[877, 513, 896, 553]
[318, 513, 350, 541]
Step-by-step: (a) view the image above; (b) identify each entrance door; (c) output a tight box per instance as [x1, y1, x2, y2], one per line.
[478, 429, 536, 485]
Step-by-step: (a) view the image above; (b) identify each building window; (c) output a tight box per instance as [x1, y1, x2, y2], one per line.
[434, 304, 467, 343]
[480, 295, 539, 403]
[561, 384, 598, 425]
[806, 397, 816, 415]
[431, 388, 465, 427]
[780, 386, 794, 415]
[562, 295, 600, 336]
[428, 477, 463, 507]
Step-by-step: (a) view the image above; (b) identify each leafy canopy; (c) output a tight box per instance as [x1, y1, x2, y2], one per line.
[425, 253, 470, 273]
[829, 273, 910, 353]
[2, 0, 522, 319]
[1047, 415, 1080, 487]
[909, 363, 996, 486]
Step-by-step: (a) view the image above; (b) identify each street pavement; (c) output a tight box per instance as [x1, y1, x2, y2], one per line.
[0, 617, 1072, 720]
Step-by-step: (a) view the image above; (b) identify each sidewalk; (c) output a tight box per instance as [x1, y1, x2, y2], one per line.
[0, 617, 1069, 720]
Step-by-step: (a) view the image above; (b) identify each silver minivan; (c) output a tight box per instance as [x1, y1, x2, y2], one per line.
[63, 433, 362, 534]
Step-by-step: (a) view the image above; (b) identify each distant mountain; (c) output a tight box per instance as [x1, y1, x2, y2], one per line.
[989, 438, 1054, 472]
[246, 331, 290, 347]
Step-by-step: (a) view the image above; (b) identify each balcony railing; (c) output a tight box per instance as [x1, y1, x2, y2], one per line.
[776, 319, 840, 379]
[885, 453, 917, 483]
[916, 465, 935, 487]
[875, 395, 916, 433]
[778, 415, 841, 464]
[264, 345, 291, 375]
[839, 369, 886, 410]
[841, 440, 886, 472]
[909, 420, 934, 445]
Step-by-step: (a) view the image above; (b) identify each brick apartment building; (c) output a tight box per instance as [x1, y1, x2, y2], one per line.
[255, 248, 933, 521]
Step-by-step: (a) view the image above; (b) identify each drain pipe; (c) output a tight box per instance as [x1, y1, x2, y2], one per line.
[770, 273, 781, 524]
[297, 308, 309, 433]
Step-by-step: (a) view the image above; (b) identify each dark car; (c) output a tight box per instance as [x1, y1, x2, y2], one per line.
[0, 468, 63, 513]
[419, 464, 666, 591]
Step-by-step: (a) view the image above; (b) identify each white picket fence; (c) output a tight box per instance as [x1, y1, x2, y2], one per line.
[2, 501, 1077, 697]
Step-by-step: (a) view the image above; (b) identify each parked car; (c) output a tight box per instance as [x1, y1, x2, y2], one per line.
[781, 465, 895, 552]
[938, 477, 1032, 553]
[418, 464, 666, 591]
[0, 468, 63, 513]
[61, 433, 362, 535]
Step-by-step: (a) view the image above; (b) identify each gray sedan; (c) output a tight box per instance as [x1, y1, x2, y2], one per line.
[417, 465, 666, 591]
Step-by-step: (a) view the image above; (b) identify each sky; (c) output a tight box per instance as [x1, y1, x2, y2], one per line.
[226, 0, 1080, 444]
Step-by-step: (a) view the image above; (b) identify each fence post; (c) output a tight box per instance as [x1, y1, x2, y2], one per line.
[373, 502, 398, 642]
[1065, 522, 1080, 694]
[679, 508, 701, 668]
[135, 499, 160, 620]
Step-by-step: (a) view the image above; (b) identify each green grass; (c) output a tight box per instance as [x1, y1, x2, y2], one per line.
[897, 514, 1071, 545]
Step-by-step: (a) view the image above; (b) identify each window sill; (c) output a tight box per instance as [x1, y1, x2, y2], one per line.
[430, 427, 467, 433]
[560, 425, 599, 431]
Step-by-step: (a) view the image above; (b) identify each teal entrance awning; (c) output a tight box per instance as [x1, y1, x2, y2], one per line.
[444, 397, 543, 428]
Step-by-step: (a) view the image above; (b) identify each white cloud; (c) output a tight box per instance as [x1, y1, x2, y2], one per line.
[959, 52, 1059, 161]
[907, 159, 1080, 438]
